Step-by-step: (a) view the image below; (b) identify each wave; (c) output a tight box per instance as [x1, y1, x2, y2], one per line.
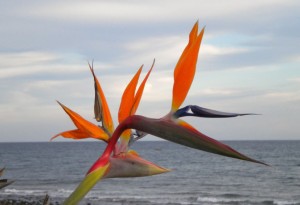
[197, 196, 300, 205]
[2, 188, 47, 196]
[1, 190, 300, 205]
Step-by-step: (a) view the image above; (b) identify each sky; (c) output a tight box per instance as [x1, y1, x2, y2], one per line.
[0, 0, 299, 142]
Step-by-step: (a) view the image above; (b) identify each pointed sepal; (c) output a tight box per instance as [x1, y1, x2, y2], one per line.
[50, 129, 89, 141]
[54, 101, 109, 142]
[130, 60, 154, 116]
[118, 65, 143, 123]
[172, 22, 205, 111]
[89, 63, 115, 135]
[118, 63, 154, 150]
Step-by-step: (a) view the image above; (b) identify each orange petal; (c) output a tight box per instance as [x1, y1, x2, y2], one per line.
[130, 60, 154, 115]
[57, 101, 109, 142]
[89, 63, 114, 135]
[118, 65, 143, 123]
[172, 23, 205, 111]
[50, 129, 89, 141]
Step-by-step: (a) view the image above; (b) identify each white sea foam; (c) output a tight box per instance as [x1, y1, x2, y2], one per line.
[197, 196, 250, 204]
[275, 199, 299, 205]
[3, 188, 47, 196]
[198, 197, 219, 203]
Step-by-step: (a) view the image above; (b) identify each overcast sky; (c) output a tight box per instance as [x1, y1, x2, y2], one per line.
[0, 0, 299, 142]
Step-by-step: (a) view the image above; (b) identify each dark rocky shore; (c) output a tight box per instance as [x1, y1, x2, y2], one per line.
[0, 196, 59, 205]
[0, 199, 49, 205]
[0, 198, 93, 205]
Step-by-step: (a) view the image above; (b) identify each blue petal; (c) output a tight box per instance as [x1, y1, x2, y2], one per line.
[174, 105, 257, 118]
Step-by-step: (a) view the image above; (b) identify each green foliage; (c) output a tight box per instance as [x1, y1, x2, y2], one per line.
[0, 168, 13, 190]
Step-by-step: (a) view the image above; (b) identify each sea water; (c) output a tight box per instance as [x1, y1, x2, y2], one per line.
[0, 141, 299, 205]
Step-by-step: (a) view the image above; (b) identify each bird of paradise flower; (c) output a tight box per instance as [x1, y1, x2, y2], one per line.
[52, 21, 267, 204]
[53, 61, 170, 204]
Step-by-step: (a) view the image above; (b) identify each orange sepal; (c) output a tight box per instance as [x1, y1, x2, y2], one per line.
[130, 60, 154, 115]
[118, 65, 143, 123]
[118, 63, 153, 150]
[50, 129, 89, 141]
[127, 149, 139, 156]
[172, 22, 205, 111]
[57, 101, 109, 142]
[176, 119, 199, 133]
[174, 21, 199, 78]
[89, 63, 114, 135]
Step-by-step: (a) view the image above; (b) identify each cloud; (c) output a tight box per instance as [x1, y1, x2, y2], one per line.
[0, 52, 72, 78]
[288, 77, 300, 83]
[198, 88, 238, 96]
[263, 91, 300, 102]
[0, 51, 115, 79]
[119, 33, 252, 74]
[23, 0, 295, 25]
[1, 1, 299, 73]
[0, 52, 58, 67]
[0, 1, 299, 141]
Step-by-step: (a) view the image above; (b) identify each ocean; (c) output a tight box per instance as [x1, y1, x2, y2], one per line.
[0, 141, 299, 205]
